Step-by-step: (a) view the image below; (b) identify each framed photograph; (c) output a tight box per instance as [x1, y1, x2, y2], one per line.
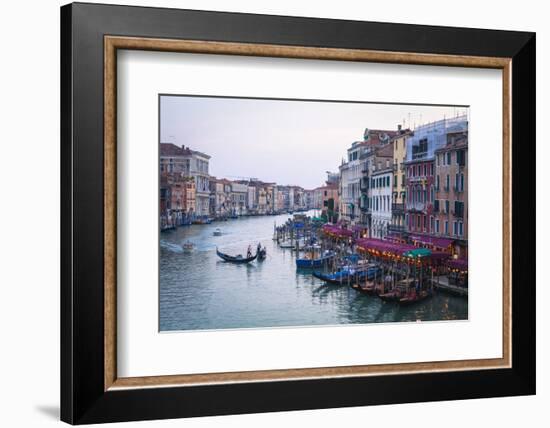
[61, 2, 535, 424]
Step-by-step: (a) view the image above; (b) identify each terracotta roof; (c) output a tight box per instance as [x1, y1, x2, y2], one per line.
[160, 143, 192, 156]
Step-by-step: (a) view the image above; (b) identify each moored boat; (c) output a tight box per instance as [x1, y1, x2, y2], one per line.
[295, 251, 335, 269]
[313, 265, 379, 286]
[213, 228, 222, 236]
[378, 289, 403, 302]
[398, 290, 432, 306]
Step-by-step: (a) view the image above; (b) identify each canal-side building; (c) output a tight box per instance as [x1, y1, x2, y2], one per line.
[404, 116, 467, 236]
[159, 172, 196, 227]
[434, 122, 468, 257]
[160, 143, 211, 217]
[210, 178, 231, 218]
[339, 141, 364, 224]
[388, 127, 412, 236]
[247, 184, 257, 214]
[317, 184, 339, 222]
[229, 181, 248, 216]
[359, 140, 395, 237]
[190, 150, 211, 217]
[364, 144, 394, 238]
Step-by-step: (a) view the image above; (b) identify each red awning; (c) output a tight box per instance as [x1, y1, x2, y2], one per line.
[410, 235, 454, 249]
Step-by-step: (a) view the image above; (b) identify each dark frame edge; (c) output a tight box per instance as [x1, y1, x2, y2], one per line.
[61, 3, 74, 425]
[510, 32, 536, 394]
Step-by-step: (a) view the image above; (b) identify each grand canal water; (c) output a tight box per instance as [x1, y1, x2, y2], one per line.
[160, 211, 468, 331]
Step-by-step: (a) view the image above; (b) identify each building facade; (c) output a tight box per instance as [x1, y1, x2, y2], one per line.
[434, 126, 468, 257]
[160, 143, 211, 217]
[404, 116, 467, 237]
[360, 142, 394, 237]
[389, 128, 411, 235]
[370, 168, 393, 238]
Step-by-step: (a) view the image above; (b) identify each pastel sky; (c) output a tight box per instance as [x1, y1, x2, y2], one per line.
[160, 95, 468, 189]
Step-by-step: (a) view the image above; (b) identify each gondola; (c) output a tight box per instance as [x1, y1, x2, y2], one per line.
[313, 267, 372, 285]
[216, 248, 257, 263]
[398, 290, 432, 306]
[257, 248, 267, 261]
[351, 280, 377, 295]
[378, 289, 403, 302]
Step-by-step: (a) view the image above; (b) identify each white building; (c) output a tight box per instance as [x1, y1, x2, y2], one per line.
[370, 168, 393, 238]
[230, 182, 248, 215]
[189, 150, 211, 217]
[339, 141, 364, 224]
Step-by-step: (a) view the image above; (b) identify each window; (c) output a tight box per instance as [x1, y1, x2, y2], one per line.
[436, 175, 440, 190]
[453, 221, 457, 236]
[394, 175, 397, 187]
[417, 215, 421, 228]
[387, 176, 390, 187]
[457, 149, 465, 166]
[434, 199, 440, 212]
[430, 216, 434, 231]
[412, 138, 428, 159]
[459, 221, 463, 236]
[402, 174, 405, 187]
[435, 219, 440, 233]
[445, 220, 449, 235]
[445, 174, 450, 191]
[455, 173, 459, 190]
[423, 215, 427, 230]
[446, 152, 451, 165]
[454, 201, 464, 217]
[445, 200, 450, 213]
[460, 174, 465, 192]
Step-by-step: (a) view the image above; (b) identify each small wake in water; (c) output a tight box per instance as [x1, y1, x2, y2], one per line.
[160, 240, 184, 253]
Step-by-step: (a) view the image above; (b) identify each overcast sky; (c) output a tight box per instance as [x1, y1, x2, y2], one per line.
[160, 95, 468, 189]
